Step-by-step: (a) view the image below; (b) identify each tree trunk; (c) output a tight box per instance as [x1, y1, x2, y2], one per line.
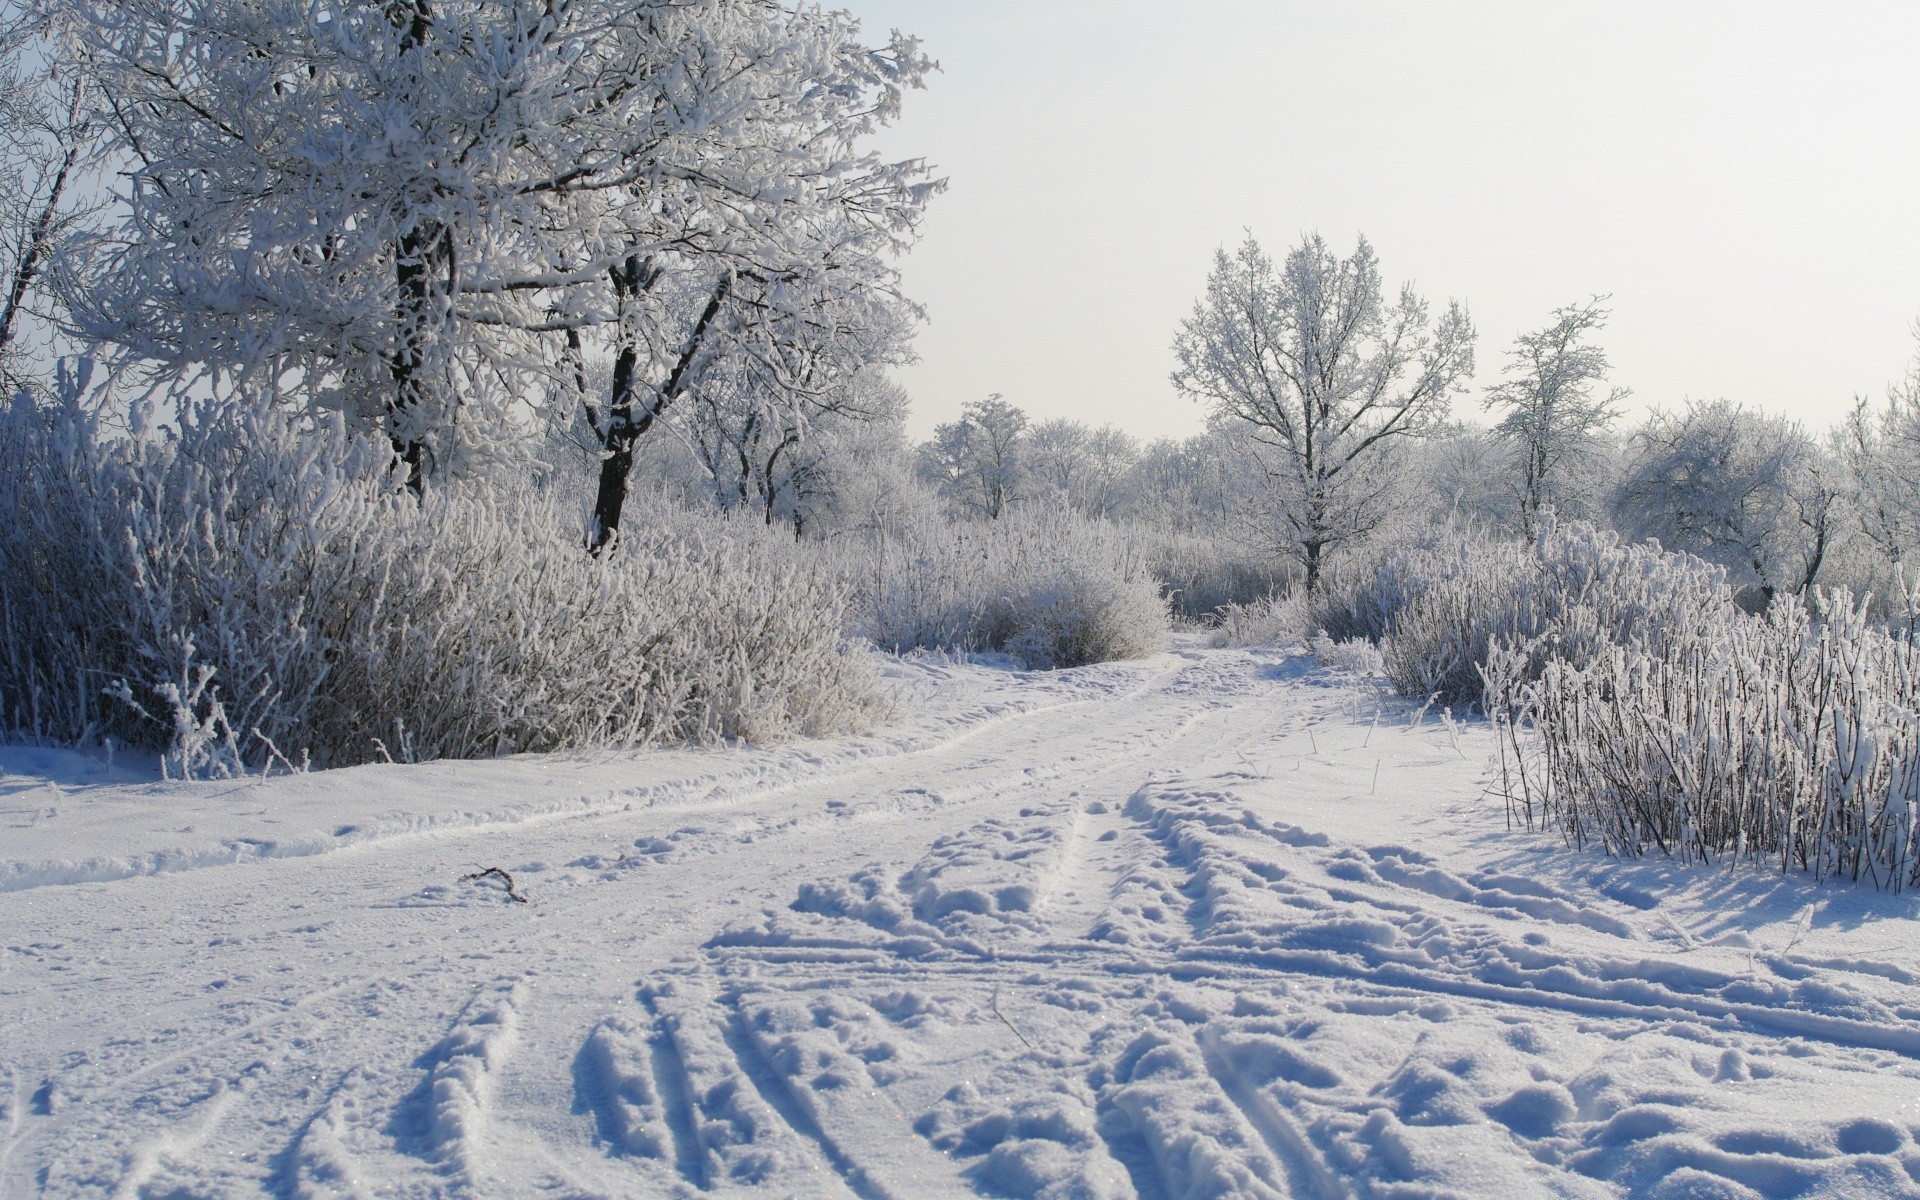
[0, 79, 85, 384]
[386, 0, 444, 493]
[1303, 539, 1325, 595]
[590, 270, 731, 551]
[389, 219, 450, 491]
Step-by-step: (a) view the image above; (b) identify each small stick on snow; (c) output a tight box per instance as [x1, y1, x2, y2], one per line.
[1371, 760, 1381, 795]
[991, 983, 1034, 1052]
[462, 866, 530, 904]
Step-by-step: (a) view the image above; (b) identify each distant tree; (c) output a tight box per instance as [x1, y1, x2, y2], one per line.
[1025, 419, 1091, 500]
[917, 394, 1029, 519]
[1023, 419, 1139, 516]
[1411, 421, 1521, 531]
[1171, 233, 1475, 590]
[1080, 426, 1142, 518]
[1482, 298, 1628, 535]
[1614, 400, 1840, 603]
[1116, 430, 1244, 532]
[1841, 333, 1920, 573]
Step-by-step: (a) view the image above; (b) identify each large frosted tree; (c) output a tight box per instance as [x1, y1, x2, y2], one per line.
[62, 0, 936, 496]
[1171, 234, 1475, 590]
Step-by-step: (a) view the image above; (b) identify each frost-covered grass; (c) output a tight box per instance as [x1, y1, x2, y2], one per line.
[1491, 590, 1920, 891]
[1209, 592, 1307, 648]
[0, 396, 879, 775]
[1292, 519, 1920, 890]
[846, 502, 1169, 669]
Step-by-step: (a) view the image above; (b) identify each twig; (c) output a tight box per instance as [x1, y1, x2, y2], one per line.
[990, 983, 1034, 1052]
[462, 866, 530, 904]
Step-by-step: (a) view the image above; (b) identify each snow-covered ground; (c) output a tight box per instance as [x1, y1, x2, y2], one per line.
[5, 642, 1920, 1199]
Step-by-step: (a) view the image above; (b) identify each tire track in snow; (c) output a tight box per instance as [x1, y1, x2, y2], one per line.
[390, 981, 524, 1190]
[1196, 1025, 1348, 1200]
[718, 1002, 888, 1200]
[624, 996, 710, 1189]
[0, 658, 1175, 895]
[1127, 778, 1920, 1062]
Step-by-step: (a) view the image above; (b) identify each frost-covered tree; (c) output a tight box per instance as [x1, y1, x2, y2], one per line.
[1614, 400, 1840, 603]
[1024, 419, 1139, 516]
[1411, 422, 1522, 531]
[1115, 430, 1245, 532]
[683, 364, 908, 538]
[1482, 298, 1627, 535]
[0, 6, 94, 393]
[918, 394, 1029, 519]
[1171, 234, 1475, 590]
[1841, 337, 1920, 572]
[62, 0, 936, 495]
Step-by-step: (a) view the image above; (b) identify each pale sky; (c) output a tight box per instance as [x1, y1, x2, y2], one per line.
[849, 1, 1920, 441]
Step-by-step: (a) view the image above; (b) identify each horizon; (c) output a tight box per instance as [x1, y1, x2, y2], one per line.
[852, 1, 1920, 442]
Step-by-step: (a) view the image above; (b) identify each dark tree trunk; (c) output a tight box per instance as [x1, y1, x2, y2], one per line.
[1303, 539, 1325, 595]
[0, 80, 84, 382]
[590, 269, 731, 551]
[386, 0, 444, 493]
[389, 220, 451, 491]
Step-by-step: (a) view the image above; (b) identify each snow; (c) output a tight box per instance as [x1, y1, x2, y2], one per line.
[4, 642, 1920, 1198]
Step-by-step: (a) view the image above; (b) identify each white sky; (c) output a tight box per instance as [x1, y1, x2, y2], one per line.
[849, 0, 1920, 441]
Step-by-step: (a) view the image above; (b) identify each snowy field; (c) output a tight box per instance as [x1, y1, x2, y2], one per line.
[4, 642, 1920, 1199]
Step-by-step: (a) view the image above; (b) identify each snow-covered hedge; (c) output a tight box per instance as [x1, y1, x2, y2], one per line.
[850, 503, 1169, 669]
[1489, 590, 1920, 890]
[1210, 592, 1308, 649]
[1131, 526, 1290, 623]
[1314, 520, 1735, 704]
[0, 395, 879, 775]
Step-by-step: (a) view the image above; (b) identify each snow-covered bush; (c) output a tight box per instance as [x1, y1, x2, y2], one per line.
[1210, 593, 1308, 648]
[1132, 526, 1291, 623]
[1314, 520, 1734, 704]
[850, 503, 1168, 669]
[1309, 633, 1384, 675]
[0, 394, 879, 774]
[1489, 589, 1920, 890]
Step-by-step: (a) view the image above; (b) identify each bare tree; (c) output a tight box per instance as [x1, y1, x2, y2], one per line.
[1482, 297, 1628, 535]
[1023, 419, 1139, 517]
[1171, 233, 1475, 590]
[683, 362, 907, 538]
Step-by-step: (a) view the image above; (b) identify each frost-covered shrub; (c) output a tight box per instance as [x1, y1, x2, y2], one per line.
[1489, 590, 1920, 890]
[1130, 526, 1291, 623]
[851, 503, 1168, 668]
[1309, 633, 1383, 675]
[1314, 520, 1735, 704]
[0, 395, 879, 774]
[1210, 593, 1307, 648]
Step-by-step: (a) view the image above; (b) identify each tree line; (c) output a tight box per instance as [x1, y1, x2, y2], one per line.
[911, 233, 1918, 613]
[4, 0, 1916, 620]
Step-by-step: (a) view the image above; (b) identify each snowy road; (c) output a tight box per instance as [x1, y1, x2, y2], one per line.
[5, 644, 1920, 1198]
